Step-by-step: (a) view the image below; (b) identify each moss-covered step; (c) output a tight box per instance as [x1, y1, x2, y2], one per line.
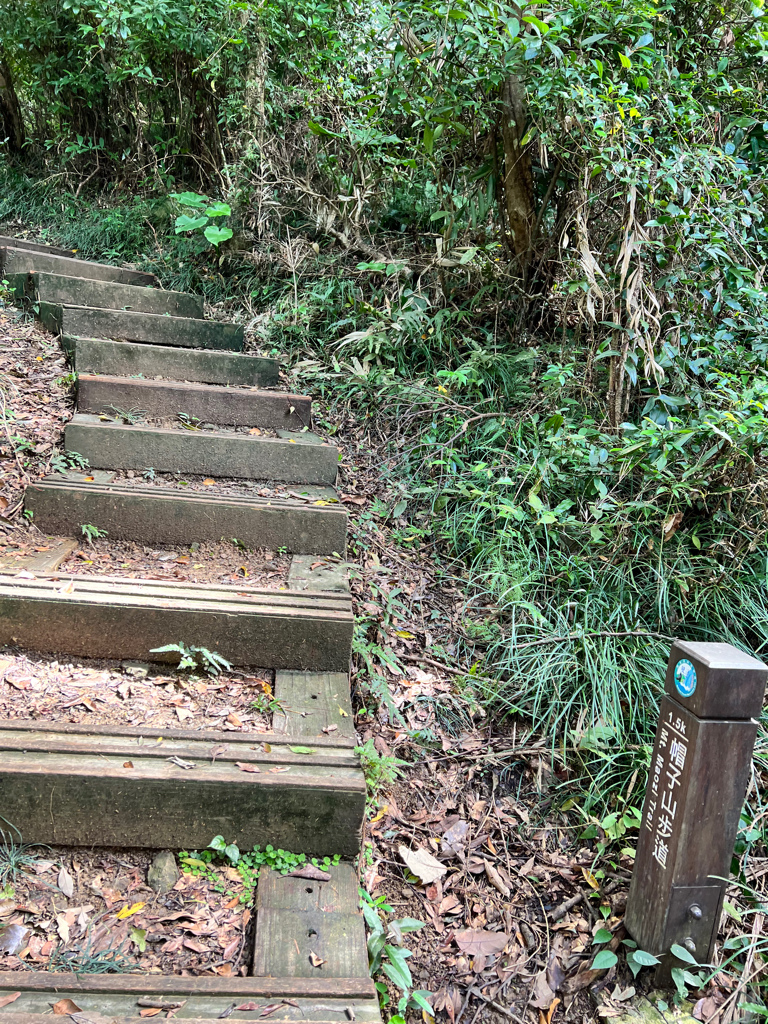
[0, 573, 353, 669]
[25, 477, 347, 554]
[76, 374, 311, 429]
[0, 234, 76, 257]
[0, 973, 379, 1020]
[8, 270, 203, 318]
[67, 335, 279, 386]
[253, 864, 368, 979]
[0, 723, 364, 854]
[39, 303, 244, 350]
[0, 245, 158, 287]
[65, 415, 340, 484]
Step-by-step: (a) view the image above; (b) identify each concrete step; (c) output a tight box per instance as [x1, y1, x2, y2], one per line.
[67, 335, 279, 386]
[25, 477, 347, 554]
[40, 303, 244, 351]
[76, 374, 311, 429]
[0, 974, 379, 1020]
[0, 245, 158, 287]
[253, 864, 368, 979]
[0, 722, 363, 854]
[9, 270, 204, 318]
[0, 233, 76, 257]
[0, 573, 353, 669]
[65, 414, 340, 485]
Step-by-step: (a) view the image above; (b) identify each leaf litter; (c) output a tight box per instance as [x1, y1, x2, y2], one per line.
[0, 845, 254, 976]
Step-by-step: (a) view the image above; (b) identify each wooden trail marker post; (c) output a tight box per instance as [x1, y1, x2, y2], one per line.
[625, 641, 767, 975]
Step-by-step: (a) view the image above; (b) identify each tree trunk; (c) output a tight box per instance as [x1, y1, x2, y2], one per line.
[500, 74, 534, 265]
[0, 52, 25, 153]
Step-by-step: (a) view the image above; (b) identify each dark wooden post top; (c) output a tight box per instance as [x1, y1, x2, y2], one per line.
[665, 640, 767, 720]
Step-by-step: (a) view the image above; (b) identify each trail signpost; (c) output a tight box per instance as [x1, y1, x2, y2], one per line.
[626, 641, 767, 969]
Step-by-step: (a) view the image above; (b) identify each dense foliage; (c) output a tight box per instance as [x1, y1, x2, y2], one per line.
[2, 0, 768, 804]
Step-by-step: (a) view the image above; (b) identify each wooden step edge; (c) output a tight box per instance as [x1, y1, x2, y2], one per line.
[0, 749, 364, 787]
[0, 756, 364, 852]
[0, 571, 352, 609]
[0, 972, 377, 999]
[0, 718, 357, 749]
[30, 478, 345, 512]
[0, 728, 358, 766]
[67, 414, 339, 450]
[76, 373, 311, 405]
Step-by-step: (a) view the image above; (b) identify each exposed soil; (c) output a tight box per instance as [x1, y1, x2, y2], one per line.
[57, 537, 291, 587]
[0, 650, 273, 731]
[0, 845, 253, 976]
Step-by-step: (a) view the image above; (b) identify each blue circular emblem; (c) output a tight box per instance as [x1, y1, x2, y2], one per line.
[674, 658, 697, 698]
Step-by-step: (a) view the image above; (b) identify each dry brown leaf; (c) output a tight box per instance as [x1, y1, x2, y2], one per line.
[0, 994, 20, 1009]
[398, 844, 447, 885]
[286, 864, 332, 881]
[235, 762, 260, 773]
[53, 999, 82, 1015]
[182, 938, 209, 953]
[236, 1004, 260, 1012]
[484, 859, 510, 897]
[308, 951, 326, 968]
[140, 1009, 163, 1017]
[529, 970, 557, 1010]
[455, 929, 508, 957]
[57, 865, 74, 898]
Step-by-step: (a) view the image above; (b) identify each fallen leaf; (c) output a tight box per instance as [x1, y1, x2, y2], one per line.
[227, 713, 243, 729]
[484, 859, 510, 897]
[57, 865, 74, 897]
[539, 997, 561, 1024]
[0, 899, 15, 918]
[236, 1005, 260, 1012]
[322, 724, 338, 734]
[286, 864, 332, 881]
[235, 762, 261, 773]
[183, 938, 209, 953]
[167, 756, 196, 769]
[309, 951, 326, 968]
[529, 970, 557, 1010]
[455, 929, 508, 957]
[203, 478, 216, 486]
[270, 766, 290, 773]
[56, 914, 70, 942]
[0, 994, 20, 1010]
[116, 902, 146, 920]
[399, 844, 447, 885]
[123, 761, 134, 769]
[289, 745, 316, 754]
[53, 999, 82, 1015]
[140, 1009, 163, 1017]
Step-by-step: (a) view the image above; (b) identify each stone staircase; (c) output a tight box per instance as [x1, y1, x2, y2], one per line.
[0, 237, 377, 1022]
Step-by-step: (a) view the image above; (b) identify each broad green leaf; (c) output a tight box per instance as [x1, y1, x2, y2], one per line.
[591, 950, 618, 970]
[289, 745, 317, 754]
[592, 928, 612, 944]
[171, 191, 208, 209]
[175, 214, 208, 233]
[618, 52, 632, 69]
[631, 949, 660, 966]
[670, 943, 698, 965]
[204, 225, 233, 247]
[205, 202, 231, 218]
